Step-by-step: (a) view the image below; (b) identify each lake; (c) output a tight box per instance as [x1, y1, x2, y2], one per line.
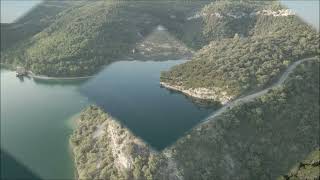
[1, 68, 90, 179]
[1, 60, 217, 179]
[80, 60, 217, 149]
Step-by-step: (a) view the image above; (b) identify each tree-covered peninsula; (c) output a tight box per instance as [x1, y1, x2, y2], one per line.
[160, 1, 319, 103]
[71, 58, 319, 179]
[169, 58, 319, 179]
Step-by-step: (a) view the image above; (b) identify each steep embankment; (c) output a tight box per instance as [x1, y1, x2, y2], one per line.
[160, 1, 319, 103]
[169, 59, 319, 180]
[70, 106, 182, 180]
[1, 1, 205, 77]
[70, 58, 319, 180]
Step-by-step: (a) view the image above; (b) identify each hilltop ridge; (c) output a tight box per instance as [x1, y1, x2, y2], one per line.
[160, 0, 319, 103]
[1, 1, 206, 76]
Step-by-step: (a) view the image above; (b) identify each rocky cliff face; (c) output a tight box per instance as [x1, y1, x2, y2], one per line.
[70, 106, 182, 180]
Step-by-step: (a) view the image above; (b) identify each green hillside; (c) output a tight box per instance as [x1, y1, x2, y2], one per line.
[69, 53, 320, 180]
[70, 106, 179, 180]
[1, 1, 206, 77]
[170, 58, 320, 179]
[278, 149, 320, 180]
[0, 1, 75, 50]
[161, 0, 319, 101]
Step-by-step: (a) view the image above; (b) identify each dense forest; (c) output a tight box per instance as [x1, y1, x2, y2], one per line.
[3, 0, 318, 80]
[2, 0, 319, 179]
[1, 1, 207, 77]
[278, 149, 319, 180]
[161, 0, 319, 100]
[70, 58, 319, 180]
[0, 1, 74, 51]
[170, 59, 319, 179]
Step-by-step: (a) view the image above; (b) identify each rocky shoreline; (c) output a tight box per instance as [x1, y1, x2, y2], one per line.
[69, 106, 182, 180]
[160, 82, 233, 104]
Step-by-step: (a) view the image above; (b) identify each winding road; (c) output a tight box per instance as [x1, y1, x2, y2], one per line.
[201, 57, 318, 124]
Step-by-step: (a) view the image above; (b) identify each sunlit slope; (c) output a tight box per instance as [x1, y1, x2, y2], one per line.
[1, 1, 206, 77]
[161, 0, 319, 102]
[170, 59, 319, 179]
[0, 1, 75, 50]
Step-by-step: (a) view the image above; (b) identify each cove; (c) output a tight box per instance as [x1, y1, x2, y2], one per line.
[1, 59, 218, 179]
[80, 60, 219, 150]
[1, 69, 90, 179]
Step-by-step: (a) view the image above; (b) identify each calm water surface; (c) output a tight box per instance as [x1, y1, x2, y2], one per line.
[1, 69, 90, 179]
[1, 60, 217, 179]
[80, 60, 217, 150]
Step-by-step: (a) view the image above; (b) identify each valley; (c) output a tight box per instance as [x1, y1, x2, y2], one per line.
[70, 57, 319, 179]
[1, 0, 319, 179]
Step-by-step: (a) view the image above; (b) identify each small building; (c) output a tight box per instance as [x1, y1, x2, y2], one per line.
[16, 66, 27, 77]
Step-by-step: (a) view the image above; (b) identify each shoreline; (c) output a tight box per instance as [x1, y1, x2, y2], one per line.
[67, 112, 84, 180]
[1, 64, 95, 80]
[29, 71, 95, 80]
[160, 82, 232, 104]
[160, 56, 318, 105]
[69, 138, 79, 180]
[2, 56, 191, 81]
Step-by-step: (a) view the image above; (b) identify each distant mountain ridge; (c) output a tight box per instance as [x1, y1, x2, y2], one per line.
[1, 1, 207, 76]
[1, 1, 73, 50]
[1, 0, 319, 94]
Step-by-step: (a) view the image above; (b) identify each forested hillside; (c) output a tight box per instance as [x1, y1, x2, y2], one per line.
[1, 1, 206, 77]
[170, 58, 320, 180]
[161, 0, 319, 102]
[70, 55, 319, 180]
[70, 106, 180, 180]
[0, 1, 75, 50]
[278, 149, 319, 180]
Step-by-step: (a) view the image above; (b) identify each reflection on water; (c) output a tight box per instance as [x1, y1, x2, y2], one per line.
[80, 60, 219, 150]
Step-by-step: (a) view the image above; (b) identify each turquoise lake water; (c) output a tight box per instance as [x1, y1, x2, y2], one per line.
[1, 60, 217, 179]
[1, 1, 318, 179]
[80, 60, 217, 150]
[1, 68, 90, 179]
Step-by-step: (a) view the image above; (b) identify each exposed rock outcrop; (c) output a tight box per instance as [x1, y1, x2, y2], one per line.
[160, 82, 233, 104]
[187, 8, 295, 21]
[70, 106, 182, 180]
[257, 9, 295, 17]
